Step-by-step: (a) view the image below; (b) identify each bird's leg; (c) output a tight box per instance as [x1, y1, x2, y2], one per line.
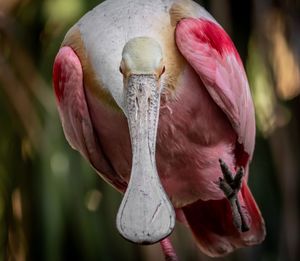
[160, 237, 178, 261]
[217, 159, 250, 232]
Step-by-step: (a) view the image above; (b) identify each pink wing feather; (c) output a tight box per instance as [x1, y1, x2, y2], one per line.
[175, 18, 255, 162]
[53, 46, 126, 191]
[175, 18, 265, 256]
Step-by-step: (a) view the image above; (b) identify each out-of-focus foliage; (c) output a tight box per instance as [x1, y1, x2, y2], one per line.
[0, 0, 299, 260]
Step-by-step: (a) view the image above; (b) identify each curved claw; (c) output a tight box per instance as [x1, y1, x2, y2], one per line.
[219, 159, 234, 183]
[233, 167, 244, 190]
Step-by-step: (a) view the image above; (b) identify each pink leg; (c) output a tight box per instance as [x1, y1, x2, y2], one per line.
[160, 237, 178, 261]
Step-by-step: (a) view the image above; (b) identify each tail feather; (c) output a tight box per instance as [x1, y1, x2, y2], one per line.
[182, 181, 265, 257]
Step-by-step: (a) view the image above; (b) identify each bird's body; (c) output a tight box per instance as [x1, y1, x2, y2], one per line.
[53, 0, 265, 257]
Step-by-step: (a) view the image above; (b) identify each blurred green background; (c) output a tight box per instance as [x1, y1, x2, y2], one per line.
[0, 0, 299, 260]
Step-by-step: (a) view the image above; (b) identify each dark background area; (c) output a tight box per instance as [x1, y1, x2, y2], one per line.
[0, 0, 299, 260]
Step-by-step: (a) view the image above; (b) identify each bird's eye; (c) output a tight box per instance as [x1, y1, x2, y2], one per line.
[160, 66, 166, 76]
[119, 66, 123, 74]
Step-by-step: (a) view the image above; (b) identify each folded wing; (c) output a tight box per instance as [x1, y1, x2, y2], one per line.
[53, 46, 126, 191]
[175, 18, 265, 257]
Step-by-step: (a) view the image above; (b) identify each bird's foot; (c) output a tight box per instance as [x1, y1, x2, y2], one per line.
[217, 159, 250, 232]
[160, 238, 178, 261]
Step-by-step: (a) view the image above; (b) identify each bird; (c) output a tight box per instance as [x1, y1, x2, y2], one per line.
[53, 0, 265, 259]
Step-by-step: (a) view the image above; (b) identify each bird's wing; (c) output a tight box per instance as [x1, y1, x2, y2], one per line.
[53, 46, 126, 191]
[174, 18, 265, 256]
[175, 18, 256, 166]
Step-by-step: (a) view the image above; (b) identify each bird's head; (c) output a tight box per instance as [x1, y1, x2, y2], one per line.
[119, 37, 165, 148]
[119, 37, 165, 147]
[116, 37, 175, 244]
[120, 36, 165, 78]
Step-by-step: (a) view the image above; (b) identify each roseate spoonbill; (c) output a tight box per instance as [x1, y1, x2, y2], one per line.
[53, 0, 265, 258]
